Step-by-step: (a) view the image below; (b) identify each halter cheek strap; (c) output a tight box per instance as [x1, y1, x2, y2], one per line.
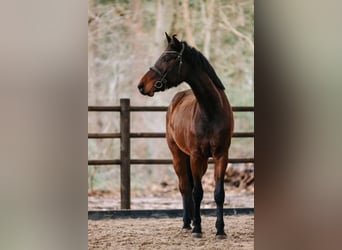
[149, 66, 168, 89]
[150, 42, 185, 90]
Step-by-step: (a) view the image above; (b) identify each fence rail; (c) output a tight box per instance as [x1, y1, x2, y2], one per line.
[88, 158, 255, 165]
[88, 106, 254, 112]
[88, 99, 254, 209]
[88, 132, 254, 139]
[88, 208, 254, 220]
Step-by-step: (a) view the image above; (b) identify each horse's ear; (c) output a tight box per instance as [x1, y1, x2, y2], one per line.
[172, 34, 181, 48]
[165, 32, 171, 43]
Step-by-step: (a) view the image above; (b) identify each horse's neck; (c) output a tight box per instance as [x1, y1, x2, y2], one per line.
[186, 72, 225, 118]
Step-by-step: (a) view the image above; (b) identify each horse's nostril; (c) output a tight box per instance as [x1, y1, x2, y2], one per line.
[138, 83, 144, 92]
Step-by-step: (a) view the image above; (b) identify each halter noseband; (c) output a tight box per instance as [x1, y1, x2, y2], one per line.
[150, 42, 185, 90]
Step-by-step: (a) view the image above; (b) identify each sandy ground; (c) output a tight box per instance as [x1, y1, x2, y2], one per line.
[88, 214, 254, 250]
[88, 191, 254, 210]
[88, 165, 254, 210]
[88, 165, 254, 249]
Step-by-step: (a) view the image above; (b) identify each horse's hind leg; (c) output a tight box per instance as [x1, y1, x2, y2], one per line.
[213, 154, 228, 239]
[168, 141, 193, 230]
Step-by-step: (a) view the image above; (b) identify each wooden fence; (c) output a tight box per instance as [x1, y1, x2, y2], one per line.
[88, 98, 254, 209]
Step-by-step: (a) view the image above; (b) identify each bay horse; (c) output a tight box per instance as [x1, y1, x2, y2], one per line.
[138, 33, 234, 239]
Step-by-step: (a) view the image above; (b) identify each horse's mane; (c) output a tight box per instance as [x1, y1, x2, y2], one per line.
[182, 41, 225, 90]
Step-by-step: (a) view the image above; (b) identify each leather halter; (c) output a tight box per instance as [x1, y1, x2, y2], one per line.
[150, 43, 185, 90]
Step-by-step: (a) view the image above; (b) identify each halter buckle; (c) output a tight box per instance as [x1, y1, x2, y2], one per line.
[154, 80, 164, 89]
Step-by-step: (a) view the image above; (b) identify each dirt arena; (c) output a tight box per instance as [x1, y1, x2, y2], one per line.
[88, 165, 254, 249]
[88, 214, 254, 250]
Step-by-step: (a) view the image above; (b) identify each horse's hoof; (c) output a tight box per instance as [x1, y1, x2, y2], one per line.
[191, 232, 202, 238]
[215, 233, 227, 240]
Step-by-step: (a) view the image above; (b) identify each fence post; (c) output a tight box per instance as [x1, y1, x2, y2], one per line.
[120, 98, 130, 209]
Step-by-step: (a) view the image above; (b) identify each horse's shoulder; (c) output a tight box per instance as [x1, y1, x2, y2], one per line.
[170, 90, 193, 107]
[172, 89, 192, 100]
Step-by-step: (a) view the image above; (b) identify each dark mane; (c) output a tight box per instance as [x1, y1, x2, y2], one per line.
[182, 41, 225, 90]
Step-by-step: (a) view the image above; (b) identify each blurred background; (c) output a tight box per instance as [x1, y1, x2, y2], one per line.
[88, 0, 254, 209]
[1, 0, 341, 249]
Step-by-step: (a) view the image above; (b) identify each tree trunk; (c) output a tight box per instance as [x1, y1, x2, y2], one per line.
[155, 0, 167, 54]
[129, 0, 144, 84]
[155, 0, 178, 56]
[181, 0, 195, 46]
[202, 0, 215, 59]
[169, 0, 179, 35]
[88, 0, 99, 104]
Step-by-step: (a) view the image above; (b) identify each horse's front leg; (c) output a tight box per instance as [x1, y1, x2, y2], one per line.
[177, 155, 193, 231]
[168, 139, 193, 230]
[176, 166, 193, 230]
[213, 155, 228, 239]
[190, 155, 207, 238]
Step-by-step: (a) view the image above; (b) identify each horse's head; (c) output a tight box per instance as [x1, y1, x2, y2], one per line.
[138, 32, 186, 96]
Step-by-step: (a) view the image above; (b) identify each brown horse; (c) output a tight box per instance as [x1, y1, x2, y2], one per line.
[138, 33, 234, 239]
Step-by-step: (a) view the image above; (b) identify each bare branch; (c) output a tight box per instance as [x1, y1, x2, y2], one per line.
[219, 9, 254, 53]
